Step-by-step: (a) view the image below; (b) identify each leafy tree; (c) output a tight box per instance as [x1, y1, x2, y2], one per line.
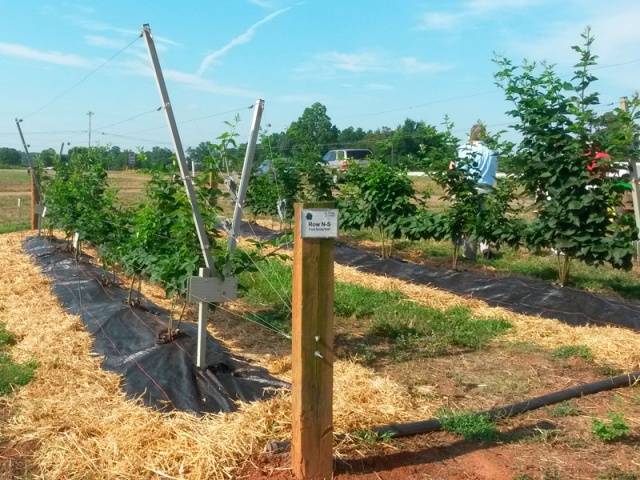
[339, 161, 417, 257]
[0, 147, 22, 167]
[495, 28, 638, 284]
[287, 102, 339, 155]
[36, 148, 57, 167]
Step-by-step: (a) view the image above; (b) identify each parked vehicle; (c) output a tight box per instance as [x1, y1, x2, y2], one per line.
[322, 148, 372, 171]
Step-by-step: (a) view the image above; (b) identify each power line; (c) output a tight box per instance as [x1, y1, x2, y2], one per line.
[96, 131, 172, 146]
[94, 106, 164, 131]
[333, 90, 499, 121]
[22, 34, 141, 120]
[125, 104, 255, 135]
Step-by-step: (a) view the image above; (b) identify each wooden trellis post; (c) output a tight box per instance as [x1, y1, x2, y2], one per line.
[292, 201, 337, 480]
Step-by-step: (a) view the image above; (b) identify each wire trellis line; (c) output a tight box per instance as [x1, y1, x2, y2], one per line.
[22, 34, 142, 120]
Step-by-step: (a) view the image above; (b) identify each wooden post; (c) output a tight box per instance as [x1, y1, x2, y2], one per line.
[291, 201, 335, 480]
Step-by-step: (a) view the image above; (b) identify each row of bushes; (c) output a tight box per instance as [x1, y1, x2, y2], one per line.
[245, 30, 639, 285]
[43, 148, 267, 300]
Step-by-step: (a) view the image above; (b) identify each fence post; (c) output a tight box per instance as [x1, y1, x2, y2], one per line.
[292, 201, 337, 480]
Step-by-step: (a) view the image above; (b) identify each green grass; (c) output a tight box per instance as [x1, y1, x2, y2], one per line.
[592, 413, 630, 442]
[598, 468, 638, 480]
[0, 323, 37, 396]
[550, 401, 581, 418]
[0, 221, 30, 234]
[437, 409, 498, 441]
[344, 226, 640, 301]
[552, 345, 594, 362]
[0, 168, 31, 192]
[239, 258, 511, 358]
[370, 303, 511, 356]
[478, 251, 640, 300]
[335, 283, 404, 318]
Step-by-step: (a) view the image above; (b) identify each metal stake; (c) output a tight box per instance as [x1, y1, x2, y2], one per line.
[227, 98, 265, 257]
[141, 24, 216, 274]
[196, 267, 209, 369]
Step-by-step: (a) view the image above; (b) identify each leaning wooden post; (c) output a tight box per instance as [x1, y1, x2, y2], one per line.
[292, 201, 337, 480]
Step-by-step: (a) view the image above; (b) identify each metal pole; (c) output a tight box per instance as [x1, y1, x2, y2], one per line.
[227, 99, 265, 255]
[196, 267, 209, 368]
[15, 118, 41, 229]
[141, 23, 215, 273]
[87, 111, 94, 147]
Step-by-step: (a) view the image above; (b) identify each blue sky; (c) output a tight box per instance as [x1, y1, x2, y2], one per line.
[0, 0, 638, 152]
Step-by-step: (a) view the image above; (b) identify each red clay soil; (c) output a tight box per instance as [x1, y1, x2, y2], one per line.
[239, 407, 640, 480]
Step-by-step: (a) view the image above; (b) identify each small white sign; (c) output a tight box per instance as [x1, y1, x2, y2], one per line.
[301, 208, 338, 239]
[72, 232, 80, 249]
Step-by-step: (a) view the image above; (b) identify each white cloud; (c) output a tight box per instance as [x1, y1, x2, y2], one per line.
[318, 52, 384, 73]
[419, 12, 462, 31]
[0, 41, 93, 67]
[120, 57, 259, 98]
[197, 7, 291, 75]
[71, 17, 179, 47]
[509, 2, 640, 90]
[365, 83, 394, 91]
[248, 0, 273, 8]
[418, 0, 544, 30]
[295, 51, 451, 78]
[84, 34, 125, 49]
[400, 56, 452, 74]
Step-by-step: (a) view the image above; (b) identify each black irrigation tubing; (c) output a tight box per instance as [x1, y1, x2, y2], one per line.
[266, 371, 640, 453]
[374, 371, 640, 439]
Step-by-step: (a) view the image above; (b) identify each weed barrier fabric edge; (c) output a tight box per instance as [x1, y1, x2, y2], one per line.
[24, 236, 289, 415]
[240, 222, 640, 331]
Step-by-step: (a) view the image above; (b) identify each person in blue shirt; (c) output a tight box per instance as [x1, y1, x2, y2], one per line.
[453, 123, 498, 259]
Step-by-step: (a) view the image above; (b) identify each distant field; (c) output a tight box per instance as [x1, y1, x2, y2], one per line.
[0, 169, 150, 231]
[0, 169, 32, 192]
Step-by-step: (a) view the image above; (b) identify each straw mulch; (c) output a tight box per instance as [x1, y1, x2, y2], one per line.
[0, 231, 424, 479]
[334, 264, 640, 370]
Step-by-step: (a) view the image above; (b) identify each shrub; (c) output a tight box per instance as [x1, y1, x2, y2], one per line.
[552, 345, 593, 361]
[494, 28, 639, 285]
[592, 413, 630, 441]
[437, 409, 498, 441]
[339, 161, 417, 257]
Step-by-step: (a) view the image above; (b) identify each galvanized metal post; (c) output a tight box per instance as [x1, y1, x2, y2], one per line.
[141, 23, 215, 274]
[227, 99, 265, 256]
[142, 23, 223, 369]
[196, 267, 209, 369]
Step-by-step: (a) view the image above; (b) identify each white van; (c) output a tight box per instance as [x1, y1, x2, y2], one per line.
[322, 149, 372, 171]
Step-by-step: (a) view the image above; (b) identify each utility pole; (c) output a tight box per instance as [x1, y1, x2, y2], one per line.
[87, 111, 94, 147]
[15, 118, 41, 230]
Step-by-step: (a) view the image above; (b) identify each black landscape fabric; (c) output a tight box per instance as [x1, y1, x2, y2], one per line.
[240, 222, 640, 331]
[24, 236, 288, 414]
